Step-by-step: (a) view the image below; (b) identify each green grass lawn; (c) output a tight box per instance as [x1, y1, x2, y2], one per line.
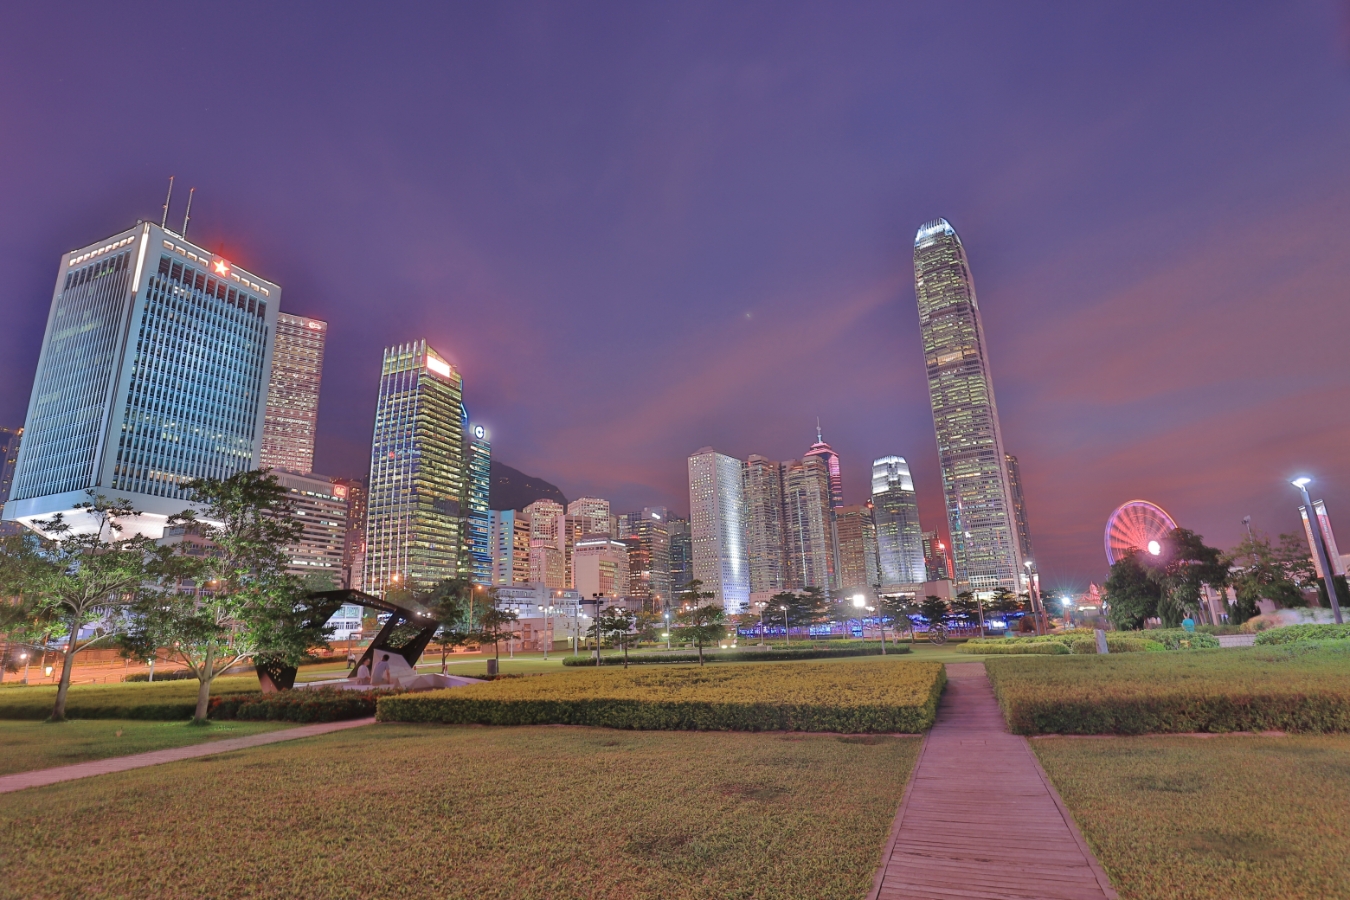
[0, 724, 920, 900]
[0, 719, 294, 776]
[1034, 734, 1350, 900]
[0, 676, 263, 721]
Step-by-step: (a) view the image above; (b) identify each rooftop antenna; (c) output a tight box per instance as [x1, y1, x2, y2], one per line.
[816, 417, 823, 443]
[160, 176, 174, 228]
[181, 187, 195, 239]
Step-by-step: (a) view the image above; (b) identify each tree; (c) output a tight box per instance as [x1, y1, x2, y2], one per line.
[124, 470, 309, 723]
[1149, 528, 1227, 626]
[674, 603, 726, 665]
[1103, 551, 1158, 630]
[919, 595, 949, 626]
[950, 591, 984, 634]
[675, 579, 714, 610]
[0, 495, 167, 722]
[597, 606, 638, 667]
[989, 588, 1022, 616]
[423, 578, 473, 672]
[1226, 533, 1306, 624]
[774, 587, 829, 634]
[477, 588, 518, 667]
[877, 595, 918, 642]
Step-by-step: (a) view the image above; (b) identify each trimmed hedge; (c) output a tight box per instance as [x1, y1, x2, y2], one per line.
[560, 645, 902, 666]
[959, 641, 1069, 655]
[123, 670, 197, 682]
[0, 677, 260, 721]
[1255, 623, 1350, 645]
[210, 687, 386, 723]
[1068, 636, 1164, 654]
[378, 659, 945, 733]
[986, 644, 1350, 735]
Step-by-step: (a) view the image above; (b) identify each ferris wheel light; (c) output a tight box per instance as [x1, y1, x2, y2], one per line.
[1147, 540, 1161, 555]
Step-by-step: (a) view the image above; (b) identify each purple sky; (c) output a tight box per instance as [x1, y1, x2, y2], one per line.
[3, 2, 1349, 588]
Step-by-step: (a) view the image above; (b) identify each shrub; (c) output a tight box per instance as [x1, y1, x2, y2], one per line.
[560, 645, 902, 666]
[985, 645, 1350, 735]
[378, 660, 945, 733]
[123, 669, 197, 682]
[1068, 636, 1165, 654]
[210, 687, 387, 723]
[958, 641, 1069, 655]
[1143, 629, 1220, 650]
[1254, 624, 1350, 646]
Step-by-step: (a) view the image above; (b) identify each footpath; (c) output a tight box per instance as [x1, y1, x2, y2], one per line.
[868, 662, 1117, 900]
[0, 717, 376, 794]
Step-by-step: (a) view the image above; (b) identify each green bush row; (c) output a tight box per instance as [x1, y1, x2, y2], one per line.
[123, 670, 197, 682]
[1145, 629, 1220, 650]
[1068, 636, 1164, 654]
[560, 645, 902, 666]
[210, 688, 384, 723]
[1254, 624, 1350, 645]
[959, 641, 1069, 655]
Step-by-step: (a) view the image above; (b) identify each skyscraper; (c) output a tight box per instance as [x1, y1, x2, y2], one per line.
[260, 313, 326, 474]
[523, 499, 564, 545]
[782, 455, 835, 591]
[1005, 453, 1035, 570]
[804, 423, 844, 510]
[3, 222, 278, 537]
[687, 447, 750, 612]
[273, 469, 347, 584]
[913, 218, 1022, 593]
[332, 476, 366, 589]
[363, 341, 465, 592]
[465, 423, 492, 584]
[0, 427, 22, 537]
[567, 497, 612, 536]
[573, 535, 630, 600]
[743, 455, 787, 597]
[488, 509, 530, 585]
[624, 507, 671, 609]
[871, 456, 926, 588]
[835, 504, 879, 593]
[922, 530, 955, 582]
[667, 515, 692, 596]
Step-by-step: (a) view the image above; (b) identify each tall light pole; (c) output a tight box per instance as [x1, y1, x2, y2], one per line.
[1293, 477, 1344, 624]
[852, 594, 866, 642]
[781, 605, 789, 646]
[1025, 561, 1047, 635]
[664, 610, 671, 650]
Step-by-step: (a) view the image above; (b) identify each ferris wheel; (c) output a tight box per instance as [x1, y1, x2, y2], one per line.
[1104, 500, 1178, 565]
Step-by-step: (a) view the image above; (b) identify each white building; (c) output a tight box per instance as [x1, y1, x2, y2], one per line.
[573, 535, 630, 600]
[687, 447, 750, 613]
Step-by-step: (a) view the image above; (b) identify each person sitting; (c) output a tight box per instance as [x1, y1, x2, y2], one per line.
[371, 653, 391, 687]
[354, 660, 371, 685]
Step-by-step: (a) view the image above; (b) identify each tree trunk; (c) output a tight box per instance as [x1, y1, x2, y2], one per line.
[192, 646, 215, 724]
[697, 639, 704, 666]
[50, 626, 80, 722]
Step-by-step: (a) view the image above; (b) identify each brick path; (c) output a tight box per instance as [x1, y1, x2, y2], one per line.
[0, 717, 376, 794]
[868, 663, 1117, 900]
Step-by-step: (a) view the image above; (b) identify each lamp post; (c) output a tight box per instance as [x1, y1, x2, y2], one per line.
[852, 594, 866, 643]
[781, 605, 789, 646]
[1025, 561, 1047, 635]
[868, 606, 884, 654]
[588, 593, 606, 664]
[1293, 477, 1344, 624]
[664, 611, 671, 650]
[756, 602, 766, 646]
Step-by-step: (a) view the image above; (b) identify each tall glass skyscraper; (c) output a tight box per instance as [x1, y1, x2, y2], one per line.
[465, 422, 492, 585]
[913, 218, 1022, 593]
[3, 222, 278, 537]
[363, 341, 465, 592]
[783, 455, 835, 591]
[686, 447, 749, 613]
[260, 312, 326, 473]
[743, 454, 787, 596]
[1005, 453, 1035, 571]
[871, 456, 925, 587]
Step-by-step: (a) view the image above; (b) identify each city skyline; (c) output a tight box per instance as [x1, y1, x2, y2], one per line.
[2, 5, 1349, 585]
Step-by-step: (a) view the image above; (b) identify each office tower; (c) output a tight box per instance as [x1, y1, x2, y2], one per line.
[260, 313, 326, 473]
[363, 341, 465, 592]
[0, 427, 21, 503]
[624, 507, 671, 609]
[871, 456, 926, 587]
[914, 218, 1023, 592]
[782, 455, 835, 591]
[572, 536, 630, 600]
[667, 515, 692, 596]
[1005, 453, 1035, 569]
[835, 505, 879, 593]
[465, 423, 492, 584]
[567, 497, 612, 536]
[922, 531, 955, 582]
[332, 476, 366, 590]
[529, 539, 567, 589]
[743, 455, 787, 597]
[804, 423, 844, 510]
[523, 499, 564, 546]
[3, 222, 278, 537]
[687, 447, 750, 613]
[489, 509, 531, 585]
[272, 470, 346, 584]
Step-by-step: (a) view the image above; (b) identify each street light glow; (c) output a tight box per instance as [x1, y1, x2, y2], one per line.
[852, 594, 866, 608]
[1147, 540, 1161, 555]
[1292, 477, 1312, 488]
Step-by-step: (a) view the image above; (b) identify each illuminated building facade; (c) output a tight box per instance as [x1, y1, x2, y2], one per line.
[567, 497, 612, 536]
[465, 423, 492, 584]
[804, 424, 844, 510]
[783, 455, 835, 591]
[3, 222, 278, 537]
[0, 427, 21, 503]
[529, 539, 567, 589]
[1005, 453, 1035, 570]
[273, 469, 346, 583]
[687, 447, 749, 612]
[523, 499, 564, 547]
[573, 536, 629, 600]
[913, 218, 1022, 592]
[260, 313, 326, 473]
[363, 341, 465, 592]
[835, 504, 880, 593]
[743, 455, 787, 596]
[332, 476, 366, 589]
[623, 507, 671, 609]
[667, 515, 692, 596]
[872, 456, 925, 587]
[488, 509, 531, 585]
[922, 530, 955, 582]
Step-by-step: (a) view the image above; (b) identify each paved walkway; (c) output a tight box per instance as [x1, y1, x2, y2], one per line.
[868, 663, 1117, 900]
[0, 717, 376, 795]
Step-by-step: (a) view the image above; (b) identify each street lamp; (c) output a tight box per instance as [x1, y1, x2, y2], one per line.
[781, 605, 789, 646]
[664, 611, 671, 650]
[1025, 561, 1047, 635]
[1293, 477, 1344, 624]
[852, 594, 866, 643]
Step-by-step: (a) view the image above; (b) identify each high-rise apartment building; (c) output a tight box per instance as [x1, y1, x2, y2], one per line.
[743, 455, 787, 597]
[624, 507, 671, 609]
[1005, 453, 1035, 570]
[3, 222, 278, 537]
[687, 448, 750, 612]
[835, 504, 879, 593]
[465, 423, 492, 584]
[922, 530, 955, 582]
[363, 341, 464, 592]
[529, 539, 566, 589]
[567, 497, 612, 536]
[260, 313, 326, 473]
[332, 476, 366, 590]
[914, 218, 1022, 593]
[667, 516, 692, 596]
[804, 424, 844, 510]
[523, 499, 564, 546]
[273, 469, 347, 584]
[871, 456, 926, 588]
[572, 536, 630, 600]
[782, 455, 835, 591]
[488, 509, 531, 585]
